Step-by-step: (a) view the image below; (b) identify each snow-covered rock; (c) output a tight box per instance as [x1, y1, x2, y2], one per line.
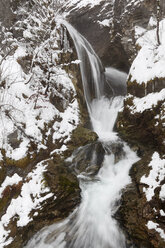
[117, 14, 165, 248]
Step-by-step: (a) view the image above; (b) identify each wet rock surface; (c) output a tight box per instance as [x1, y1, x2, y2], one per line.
[66, 141, 105, 176]
[117, 153, 165, 248]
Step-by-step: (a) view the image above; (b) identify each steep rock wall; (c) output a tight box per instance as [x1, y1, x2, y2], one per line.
[117, 17, 165, 248]
[65, 0, 164, 72]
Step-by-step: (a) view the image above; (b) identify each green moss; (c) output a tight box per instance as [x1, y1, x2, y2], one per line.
[71, 126, 98, 144]
[0, 197, 9, 214]
[59, 175, 79, 194]
[5, 156, 31, 168]
[64, 126, 98, 158]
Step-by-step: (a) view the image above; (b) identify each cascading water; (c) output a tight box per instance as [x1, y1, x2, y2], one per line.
[61, 20, 108, 112]
[25, 21, 139, 248]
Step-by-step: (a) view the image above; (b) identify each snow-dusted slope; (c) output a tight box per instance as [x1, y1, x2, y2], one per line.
[130, 19, 165, 85]
[126, 18, 165, 115]
[67, 0, 106, 9]
[118, 15, 165, 247]
[0, 1, 83, 246]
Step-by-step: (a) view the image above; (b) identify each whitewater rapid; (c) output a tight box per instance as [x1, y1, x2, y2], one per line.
[25, 21, 138, 248]
[26, 96, 138, 248]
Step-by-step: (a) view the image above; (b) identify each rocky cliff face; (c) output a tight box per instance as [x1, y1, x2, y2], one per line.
[117, 16, 165, 248]
[65, 0, 165, 72]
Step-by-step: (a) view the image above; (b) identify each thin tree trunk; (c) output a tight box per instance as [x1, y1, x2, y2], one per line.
[156, 0, 161, 45]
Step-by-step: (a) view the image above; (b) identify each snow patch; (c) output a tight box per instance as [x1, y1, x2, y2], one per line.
[98, 19, 110, 27]
[141, 152, 165, 201]
[0, 174, 22, 198]
[67, 0, 104, 10]
[0, 162, 54, 246]
[147, 221, 165, 240]
[128, 89, 165, 114]
[129, 19, 165, 85]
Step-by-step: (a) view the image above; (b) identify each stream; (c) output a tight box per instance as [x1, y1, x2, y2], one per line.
[25, 21, 139, 248]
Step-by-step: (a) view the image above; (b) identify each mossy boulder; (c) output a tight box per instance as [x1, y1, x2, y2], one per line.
[64, 126, 98, 158]
[71, 126, 98, 145]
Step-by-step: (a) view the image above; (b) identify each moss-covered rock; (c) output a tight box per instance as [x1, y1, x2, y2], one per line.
[64, 126, 98, 158]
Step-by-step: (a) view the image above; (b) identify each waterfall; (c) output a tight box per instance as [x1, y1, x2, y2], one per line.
[25, 21, 139, 248]
[61, 20, 108, 112]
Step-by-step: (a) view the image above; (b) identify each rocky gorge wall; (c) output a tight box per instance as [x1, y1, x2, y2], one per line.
[116, 13, 165, 248]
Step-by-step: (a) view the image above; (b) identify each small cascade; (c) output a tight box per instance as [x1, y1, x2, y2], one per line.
[25, 21, 139, 248]
[25, 97, 138, 248]
[90, 96, 123, 141]
[61, 20, 108, 112]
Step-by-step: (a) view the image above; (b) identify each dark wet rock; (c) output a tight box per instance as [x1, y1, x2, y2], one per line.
[66, 0, 129, 71]
[66, 141, 105, 176]
[116, 96, 165, 155]
[7, 130, 21, 149]
[117, 153, 165, 248]
[102, 141, 126, 164]
[127, 77, 165, 98]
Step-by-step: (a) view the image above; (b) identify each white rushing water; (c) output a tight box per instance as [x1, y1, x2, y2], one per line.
[90, 96, 123, 141]
[26, 96, 138, 248]
[61, 20, 106, 111]
[25, 21, 139, 248]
